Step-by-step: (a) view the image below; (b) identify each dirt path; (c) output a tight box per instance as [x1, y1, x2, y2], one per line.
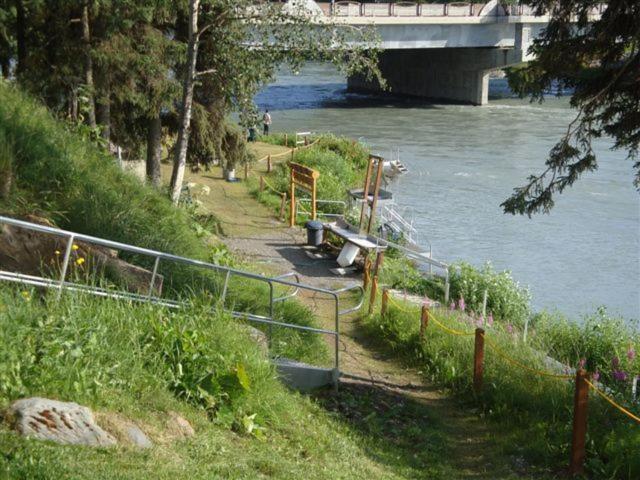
[175, 150, 537, 479]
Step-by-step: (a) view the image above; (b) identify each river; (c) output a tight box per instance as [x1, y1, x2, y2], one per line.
[255, 63, 640, 321]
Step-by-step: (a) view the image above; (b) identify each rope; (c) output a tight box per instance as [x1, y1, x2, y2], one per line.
[483, 335, 573, 380]
[387, 293, 420, 314]
[261, 177, 286, 197]
[585, 379, 640, 424]
[256, 137, 321, 163]
[428, 313, 476, 337]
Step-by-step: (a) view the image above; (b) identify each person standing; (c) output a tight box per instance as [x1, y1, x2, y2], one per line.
[262, 109, 272, 135]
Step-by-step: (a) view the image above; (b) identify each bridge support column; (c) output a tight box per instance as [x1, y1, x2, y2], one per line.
[348, 48, 520, 106]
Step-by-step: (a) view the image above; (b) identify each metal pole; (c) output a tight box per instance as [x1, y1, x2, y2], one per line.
[56, 234, 75, 300]
[482, 289, 488, 322]
[333, 292, 340, 391]
[268, 281, 274, 346]
[148, 256, 160, 298]
[444, 269, 450, 303]
[220, 270, 231, 306]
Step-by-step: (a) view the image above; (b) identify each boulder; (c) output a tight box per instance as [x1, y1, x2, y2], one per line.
[0, 214, 162, 295]
[166, 411, 195, 439]
[5, 398, 117, 447]
[95, 412, 153, 449]
[246, 326, 269, 353]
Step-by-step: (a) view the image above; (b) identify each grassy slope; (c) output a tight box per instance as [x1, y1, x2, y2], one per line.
[0, 289, 412, 480]
[0, 83, 464, 479]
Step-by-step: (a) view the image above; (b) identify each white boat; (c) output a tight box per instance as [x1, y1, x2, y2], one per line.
[382, 148, 408, 177]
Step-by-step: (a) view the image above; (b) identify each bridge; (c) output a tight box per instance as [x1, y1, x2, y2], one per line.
[304, 1, 605, 105]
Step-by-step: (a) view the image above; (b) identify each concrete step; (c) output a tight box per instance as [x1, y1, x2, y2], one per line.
[273, 358, 338, 391]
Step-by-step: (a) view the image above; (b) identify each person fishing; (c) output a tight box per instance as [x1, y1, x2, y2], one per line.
[262, 109, 272, 135]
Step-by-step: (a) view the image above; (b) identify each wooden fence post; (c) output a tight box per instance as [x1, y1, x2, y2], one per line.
[279, 193, 287, 221]
[363, 266, 371, 291]
[259, 176, 265, 192]
[244, 163, 249, 180]
[372, 250, 385, 278]
[473, 328, 485, 394]
[381, 288, 389, 316]
[267, 155, 272, 173]
[368, 276, 378, 315]
[291, 148, 295, 161]
[569, 369, 589, 475]
[420, 305, 429, 340]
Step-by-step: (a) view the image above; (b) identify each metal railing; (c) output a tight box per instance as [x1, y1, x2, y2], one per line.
[296, 198, 347, 219]
[326, 2, 607, 18]
[0, 215, 366, 385]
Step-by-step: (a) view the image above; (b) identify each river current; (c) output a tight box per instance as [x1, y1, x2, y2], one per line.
[256, 63, 640, 321]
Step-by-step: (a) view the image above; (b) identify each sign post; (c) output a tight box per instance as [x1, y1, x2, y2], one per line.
[289, 162, 320, 227]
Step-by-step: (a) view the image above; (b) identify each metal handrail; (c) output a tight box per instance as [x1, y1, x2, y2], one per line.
[272, 271, 301, 302]
[0, 215, 367, 384]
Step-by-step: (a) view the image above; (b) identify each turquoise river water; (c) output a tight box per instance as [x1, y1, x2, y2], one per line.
[256, 63, 640, 321]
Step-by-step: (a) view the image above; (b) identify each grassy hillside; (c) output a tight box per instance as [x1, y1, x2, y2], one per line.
[0, 287, 428, 479]
[0, 80, 327, 365]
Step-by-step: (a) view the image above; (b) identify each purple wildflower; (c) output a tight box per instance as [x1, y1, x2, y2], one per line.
[613, 370, 628, 382]
[612, 357, 620, 368]
[486, 313, 494, 327]
[627, 346, 636, 361]
[476, 317, 484, 328]
[506, 324, 514, 334]
[458, 297, 466, 312]
[449, 302, 455, 311]
[578, 358, 586, 369]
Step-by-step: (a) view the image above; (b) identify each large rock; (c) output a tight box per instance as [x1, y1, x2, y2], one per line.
[246, 326, 269, 353]
[95, 412, 153, 448]
[5, 398, 117, 447]
[0, 214, 163, 295]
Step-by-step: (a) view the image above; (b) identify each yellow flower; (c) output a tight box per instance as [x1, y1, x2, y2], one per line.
[54, 250, 61, 255]
[21, 291, 31, 301]
[72, 244, 79, 251]
[76, 257, 85, 266]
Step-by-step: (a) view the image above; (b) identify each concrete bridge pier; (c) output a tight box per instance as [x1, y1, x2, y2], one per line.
[348, 47, 523, 105]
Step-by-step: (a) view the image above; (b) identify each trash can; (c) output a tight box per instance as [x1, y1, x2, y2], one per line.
[305, 220, 324, 247]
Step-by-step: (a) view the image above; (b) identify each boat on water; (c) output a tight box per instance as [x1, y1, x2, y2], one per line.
[380, 148, 409, 178]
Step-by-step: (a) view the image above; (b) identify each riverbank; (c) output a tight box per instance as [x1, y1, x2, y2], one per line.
[256, 63, 639, 321]
[237, 132, 639, 478]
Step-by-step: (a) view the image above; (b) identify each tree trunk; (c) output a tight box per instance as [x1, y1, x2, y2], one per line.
[96, 97, 110, 142]
[15, 0, 26, 76]
[0, 58, 10, 78]
[169, 0, 200, 205]
[146, 114, 162, 188]
[81, 1, 97, 128]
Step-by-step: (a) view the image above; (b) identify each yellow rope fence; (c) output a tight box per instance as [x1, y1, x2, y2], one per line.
[585, 379, 640, 424]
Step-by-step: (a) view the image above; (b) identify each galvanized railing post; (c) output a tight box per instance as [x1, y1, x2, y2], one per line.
[148, 256, 160, 298]
[444, 268, 450, 303]
[220, 270, 231, 306]
[334, 292, 340, 391]
[56, 234, 75, 300]
[268, 281, 274, 345]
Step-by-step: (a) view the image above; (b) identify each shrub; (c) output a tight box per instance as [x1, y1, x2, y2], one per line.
[449, 262, 531, 327]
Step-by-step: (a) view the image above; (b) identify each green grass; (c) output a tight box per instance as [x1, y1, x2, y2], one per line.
[0, 285, 471, 479]
[0, 81, 329, 366]
[363, 291, 640, 479]
[249, 134, 369, 222]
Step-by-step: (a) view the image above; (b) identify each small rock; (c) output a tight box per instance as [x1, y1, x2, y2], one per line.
[246, 326, 269, 353]
[167, 411, 195, 438]
[95, 412, 153, 449]
[5, 398, 116, 447]
[126, 424, 153, 449]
